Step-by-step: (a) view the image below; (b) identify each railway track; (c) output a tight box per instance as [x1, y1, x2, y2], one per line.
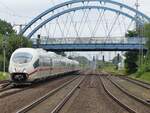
[121, 76, 150, 89]
[0, 81, 10, 88]
[0, 81, 14, 94]
[0, 75, 77, 113]
[109, 76, 150, 103]
[100, 76, 136, 113]
[0, 80, 9, 84]
[0, 83, 29, 98]
[16, 75, 84, 113]
[101, 76, 150, 113]
[0, 83, 13, 92]
[1, 73, 150, 113]
[0, 73, 77, 99]
[59, 74, 130, 113]
[50, 77, 83, 113]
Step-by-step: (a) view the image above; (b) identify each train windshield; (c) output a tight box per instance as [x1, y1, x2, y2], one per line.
[12, 52, 33, 64]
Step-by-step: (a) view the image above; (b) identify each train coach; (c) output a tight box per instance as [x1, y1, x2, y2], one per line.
[9, 48, 79, 83]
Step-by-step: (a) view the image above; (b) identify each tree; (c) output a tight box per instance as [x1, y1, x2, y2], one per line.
[124, 30, 139, 74]
[55, 52, 66, 57]
[70, 56, 90, 68]
[124, 52, 138, 74]
[6, 34, 32, 60]
[0, 19, 32, 71]
[0, 55, 3, 71]
[112, 54, 122, 65]
[125, 30, 138, 37]
[0, 20, 15, 35]
[144, 24, 150, 53]
[140, 23, 150, 72]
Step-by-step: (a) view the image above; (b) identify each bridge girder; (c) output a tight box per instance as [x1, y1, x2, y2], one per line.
[33, 43, 147, 52]
[20, 0, 150, 38]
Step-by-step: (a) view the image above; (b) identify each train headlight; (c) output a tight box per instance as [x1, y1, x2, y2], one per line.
[23, 69, 27, 73]
[13, 69, 16, 73]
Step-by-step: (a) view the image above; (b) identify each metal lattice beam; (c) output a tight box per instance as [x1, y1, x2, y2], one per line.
[27, 6, 145, 38]
[20, 0, 150, 37]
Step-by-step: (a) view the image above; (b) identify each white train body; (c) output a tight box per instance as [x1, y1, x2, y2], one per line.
[9, 48, 79, 82]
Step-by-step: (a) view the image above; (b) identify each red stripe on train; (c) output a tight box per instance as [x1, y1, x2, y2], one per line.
[28, 67, 52, 76]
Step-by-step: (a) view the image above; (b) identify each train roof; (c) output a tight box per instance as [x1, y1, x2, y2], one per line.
[13, 48, 37, 54]
[12, 48, 79, 65]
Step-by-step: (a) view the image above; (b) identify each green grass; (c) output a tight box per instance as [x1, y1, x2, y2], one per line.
[0, 72, 9, 80]
[130, 72, 150, 83]
[100, 65, 126, 76]
[100, 63, 150, 83]
[103, 67, 150, 83]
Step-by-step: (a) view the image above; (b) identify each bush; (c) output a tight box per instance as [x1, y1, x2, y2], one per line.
[124, 51, 138, 74]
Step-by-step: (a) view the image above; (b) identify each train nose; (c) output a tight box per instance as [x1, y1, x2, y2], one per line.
[12, 73, 28, 82]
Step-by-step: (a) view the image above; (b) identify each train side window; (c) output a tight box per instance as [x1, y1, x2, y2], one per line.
[33, 59, 39, 68]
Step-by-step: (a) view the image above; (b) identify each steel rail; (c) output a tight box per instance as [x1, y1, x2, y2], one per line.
[108, 77, 150, 106]
[0, 84, 29, 98]
[100, 76, 137, 113]
[0, 82, 11, 89]
[0, 80, 9, 84]
[125, 77, 150, 89]
[16, 76, 80, 113]
[51, 76, 84, 113]
[0, 83, 13, 93]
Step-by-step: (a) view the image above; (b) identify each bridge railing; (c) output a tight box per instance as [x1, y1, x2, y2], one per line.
[31, 37, 146, 45]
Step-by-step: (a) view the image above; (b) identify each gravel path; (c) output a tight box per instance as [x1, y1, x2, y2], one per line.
[59, 75, 129, 113]
[0, 75, 75, 113]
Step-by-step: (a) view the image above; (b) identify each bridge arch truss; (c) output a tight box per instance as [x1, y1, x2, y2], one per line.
[20, 0, 150, 41]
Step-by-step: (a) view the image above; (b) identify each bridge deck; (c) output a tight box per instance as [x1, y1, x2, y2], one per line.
[33, 43, 146, 51]
[32, 37, 147, 51]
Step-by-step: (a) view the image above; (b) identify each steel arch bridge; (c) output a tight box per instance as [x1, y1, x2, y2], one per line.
[20, 0, 150, 51]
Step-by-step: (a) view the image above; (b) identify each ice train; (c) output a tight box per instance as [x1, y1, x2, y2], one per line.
[9, 48, 79, 82]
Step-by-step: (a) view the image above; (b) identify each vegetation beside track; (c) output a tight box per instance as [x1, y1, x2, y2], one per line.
[129, 72, 150, 83]
[101, 63, 150, 83]
[99, 62, 125, 76]
[0, 72, 9, 80]
[108, 23, 150, 83]
[98, 58, 150, 84]
[128, 24, 150, 83]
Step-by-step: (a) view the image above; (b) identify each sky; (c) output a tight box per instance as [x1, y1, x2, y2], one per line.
[0, 0, 150, 26]
[0, 0, 149, 60]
